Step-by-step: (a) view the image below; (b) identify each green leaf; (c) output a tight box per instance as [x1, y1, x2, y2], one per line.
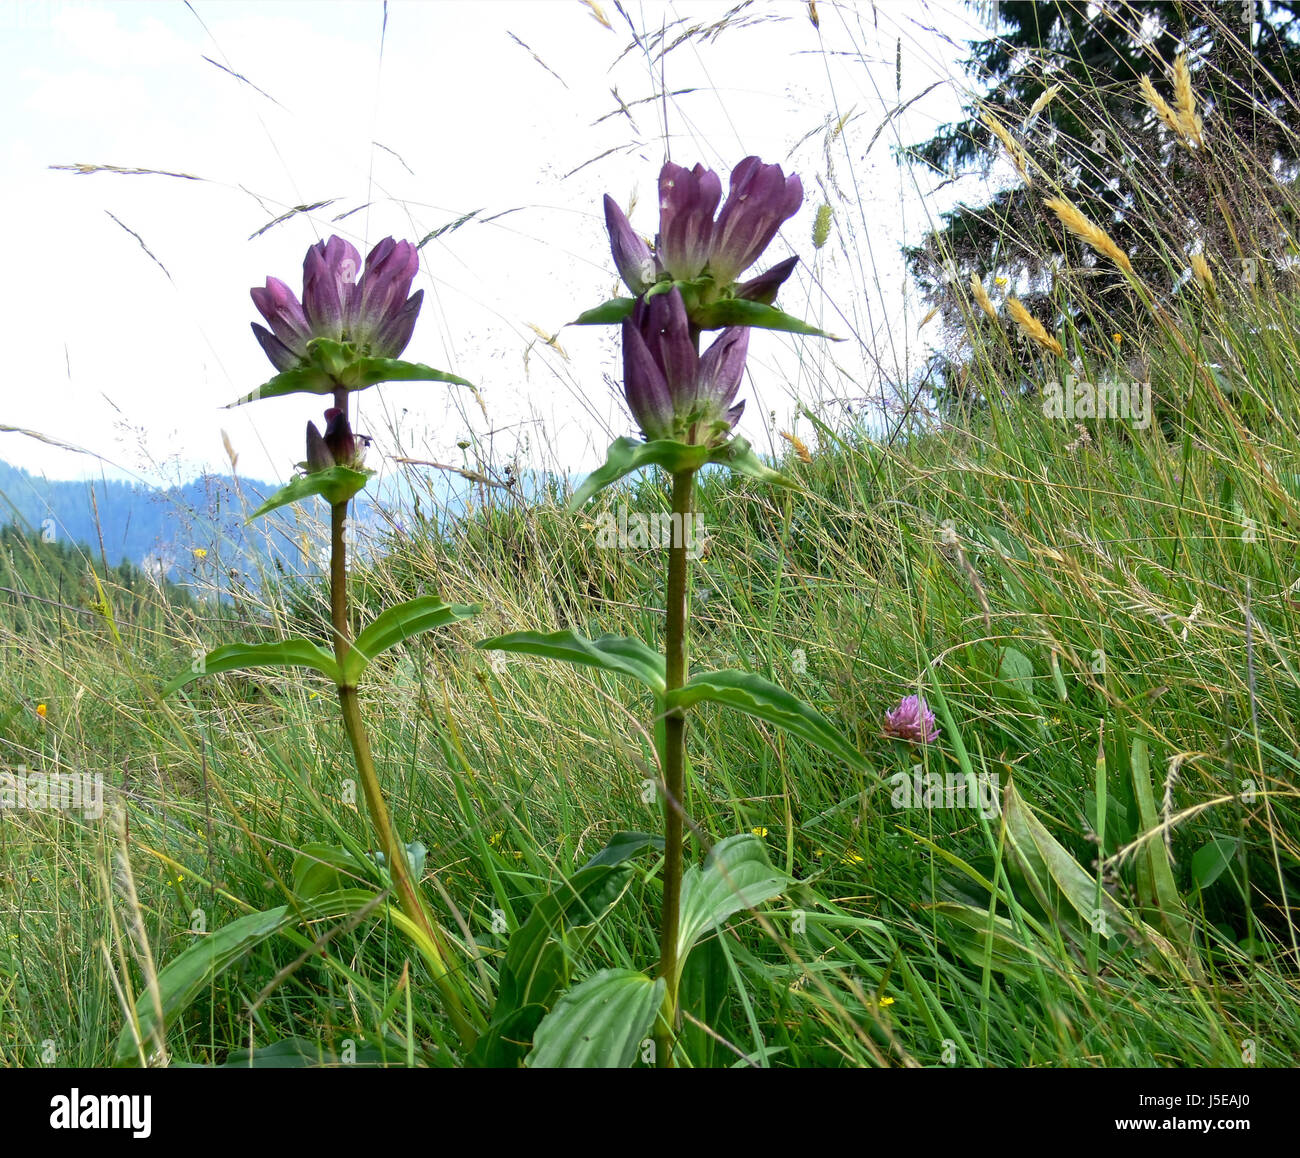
[707, 437, 797, 488]
[997, 646, 1036, 697]
[163, 639, 340, 697]
[116, 904, 293, 1063]
[1129, 738, 1200, 968]
[343, 598, 481, 686]
[497, 866, 634, 1017]
[689, 298, 839, 339]
[475, 629, 666, 695]
[666, 668, 868, 770]
[114, 890, 382, 1065]
[569, 437, 711, 509]
[579, 831, 664, 871]
[1002, 779, 1135, 942]
[676, 833, 790, 985]
[214, 1036, 392, 1068]
[526, 969, 665, 1068]
[291, 843, 373, 901]
[248, 467, 372, 521]
[929, 902, 1061, 983]
[571, 297, 636, 326]
[1191, 836, 1239, 890]
[230, 338, 473, 406]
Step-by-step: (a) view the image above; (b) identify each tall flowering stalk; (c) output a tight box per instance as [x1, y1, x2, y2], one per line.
[480, 158, 863, 1066]
[169, 235, 480, 1050]
[585, 157, 842, 1063]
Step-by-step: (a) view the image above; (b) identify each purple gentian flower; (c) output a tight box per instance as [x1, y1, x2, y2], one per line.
[251, 236, 424, 373]
[622, 287, 748, 445]
[603, 156, 803, 303]
[304, 408, 365, 472]
[884, 695, 940, 744]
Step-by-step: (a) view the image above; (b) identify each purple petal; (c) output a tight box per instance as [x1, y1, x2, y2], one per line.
[251, 322, 300, 373]
[302, 236, 362, 339]
[724, 399, 745, 430]
[305, 420, 333, 472]
[372, 290, 423, 359]
[735, 255, 800, 305]
[322, 407, 358, 466]
[657, 162, 722, 281]
[709, 158, 803, 285]
[604, 195, 657, 295]
[354, 238, 419, 345]
[621, 316, 674, 440]
[250, 277, 311, 353]
[637, 289, 699, 410]
[697, 326, 749, 415]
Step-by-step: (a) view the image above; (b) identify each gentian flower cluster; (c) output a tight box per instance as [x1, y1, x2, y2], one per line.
[251, 236, 423, 373]
[603, 157, 803, 447]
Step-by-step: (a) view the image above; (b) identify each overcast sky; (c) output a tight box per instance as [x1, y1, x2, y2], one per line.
[2, 0, 988, 490]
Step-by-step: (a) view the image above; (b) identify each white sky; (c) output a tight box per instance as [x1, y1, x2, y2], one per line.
[2, 0, 987, 489]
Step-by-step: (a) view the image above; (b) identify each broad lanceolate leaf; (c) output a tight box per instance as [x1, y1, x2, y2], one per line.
[470, 863, 638, 1068]
[526, 969, 665, 1068]
[163, 639, 340, 697]
[1001, 778, 1135, 943]
[666, 668, 868, 770]
[342, 599, 481, 686]
[571, 297, 637, 326]
[114, 890, 383, 1065]
[116, 904, 293, 1064]
[475, 629, 666, 695]
[676, 833, 790, 986]
[291, 843, 373, 901]
[929, 902, 1063, 983]
[248, 467, 373, 522]
[568, 437, 712, 509]
[689, 298, 839, 339]
[230, 338, 473, 406]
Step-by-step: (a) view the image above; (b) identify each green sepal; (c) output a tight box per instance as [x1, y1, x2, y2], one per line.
[248, 467, 373, 522]
[230, 338, 473, 406]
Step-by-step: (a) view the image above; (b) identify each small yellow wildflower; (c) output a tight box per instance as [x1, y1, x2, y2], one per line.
[36, 703, 47, 718]
[994, 276, 1008, 288]
[751, 827, 769, 838]
[1112, 332, 1123, 345]
[841, 852, 864, 865]
[488, 831, 504, 846]
[193, 548, 207, 559]
[879, 996, 895, 1006]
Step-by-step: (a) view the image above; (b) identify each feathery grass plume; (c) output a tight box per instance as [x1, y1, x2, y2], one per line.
[1139, 73, 1183, 136]
[1191, 251, 1215, 292]
[780, 430, 813, 463]
[917, 305, 939, 330]
[1006, 295, 1064, 357]
[1043, 195, 1134, 275]
[1023, 83, 1061, 127]
[981, 110, 1033, 186]
[969, 272, 999, 320]
[1172, 54, 1204, 147]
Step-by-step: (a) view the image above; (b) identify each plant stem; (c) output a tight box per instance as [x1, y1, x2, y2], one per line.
[655, 466, 695, 1067]
[329, 495, 478, 1049]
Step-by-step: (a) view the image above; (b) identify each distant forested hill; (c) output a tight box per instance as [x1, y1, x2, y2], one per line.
[0, 459, 307, 580]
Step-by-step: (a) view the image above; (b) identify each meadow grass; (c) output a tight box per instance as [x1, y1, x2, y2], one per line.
[2, 2, 1299, 1067]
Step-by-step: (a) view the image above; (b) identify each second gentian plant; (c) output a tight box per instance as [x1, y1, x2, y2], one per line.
[480, 156, 870, 1066]
[162, 235, 483, 1051]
